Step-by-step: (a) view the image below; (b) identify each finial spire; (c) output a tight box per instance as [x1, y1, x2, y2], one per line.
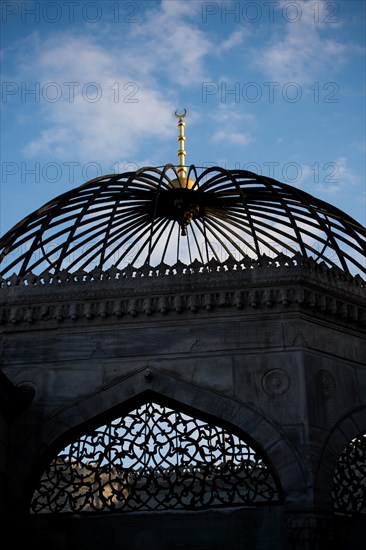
[175, 109, 187, 180]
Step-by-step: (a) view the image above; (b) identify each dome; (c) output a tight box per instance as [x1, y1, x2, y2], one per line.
[0, 164, 365, 278]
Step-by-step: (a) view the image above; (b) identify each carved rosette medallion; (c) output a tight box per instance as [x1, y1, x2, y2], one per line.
[262, 369, 290, 395]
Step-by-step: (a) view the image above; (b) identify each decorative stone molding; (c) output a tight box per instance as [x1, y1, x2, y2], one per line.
[1, 253, 365, 290]
[0, 255, 364, 327]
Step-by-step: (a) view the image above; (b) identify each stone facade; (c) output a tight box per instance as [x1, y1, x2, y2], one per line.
[0, 254, 365, 548]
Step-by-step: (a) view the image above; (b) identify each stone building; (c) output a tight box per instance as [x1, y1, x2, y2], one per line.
[0, 115, 365, 548]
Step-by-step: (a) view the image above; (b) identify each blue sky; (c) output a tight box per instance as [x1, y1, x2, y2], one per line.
[1, 0, 365, 236]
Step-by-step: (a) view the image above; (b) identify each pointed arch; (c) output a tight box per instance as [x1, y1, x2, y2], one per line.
[30, 393, 282, 514]
[331, 431, 366, 516]
[315, 406, 366, 514]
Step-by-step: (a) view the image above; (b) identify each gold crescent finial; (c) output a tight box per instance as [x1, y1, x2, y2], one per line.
[175, 108, 187, 119]
[175, 109, 187, 180]
[171, 108, 197, 197]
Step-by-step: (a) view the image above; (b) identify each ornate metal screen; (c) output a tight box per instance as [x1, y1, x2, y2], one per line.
[332, 432, 366, 516]
[31, 401, 280, 514]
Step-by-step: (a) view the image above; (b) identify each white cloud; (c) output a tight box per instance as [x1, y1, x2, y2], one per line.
[212, 130, 252, 146]
[300, 156, 360, 196]
[7, 0, 261, 167]
[210, 104, 254, 147]
[333, 156, 360, 185]
[19, 32, 176, 162]
[131, 0, 213, 86]
[214, 103, 255, 124]
[16, 1, 223, 162]
[255, 0, 348, 84]
[219, 29, 247, 52]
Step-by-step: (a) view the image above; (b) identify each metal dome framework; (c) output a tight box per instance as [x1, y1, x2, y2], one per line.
[0, 165, 365, 278]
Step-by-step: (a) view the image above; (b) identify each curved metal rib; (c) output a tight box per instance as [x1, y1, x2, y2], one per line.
[0, 166, 365, 277]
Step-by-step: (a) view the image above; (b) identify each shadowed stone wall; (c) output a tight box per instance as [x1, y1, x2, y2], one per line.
[0, 412, 8, 521]
[0, 256, 365, 548]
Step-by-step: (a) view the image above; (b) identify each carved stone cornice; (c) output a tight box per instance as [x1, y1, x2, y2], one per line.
[0, 255, 365, 327]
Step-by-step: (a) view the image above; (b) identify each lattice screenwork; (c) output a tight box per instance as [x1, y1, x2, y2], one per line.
[30, 401, 280, 514]
[332, 432, 366, 516]
[1, 165, 365, 278]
